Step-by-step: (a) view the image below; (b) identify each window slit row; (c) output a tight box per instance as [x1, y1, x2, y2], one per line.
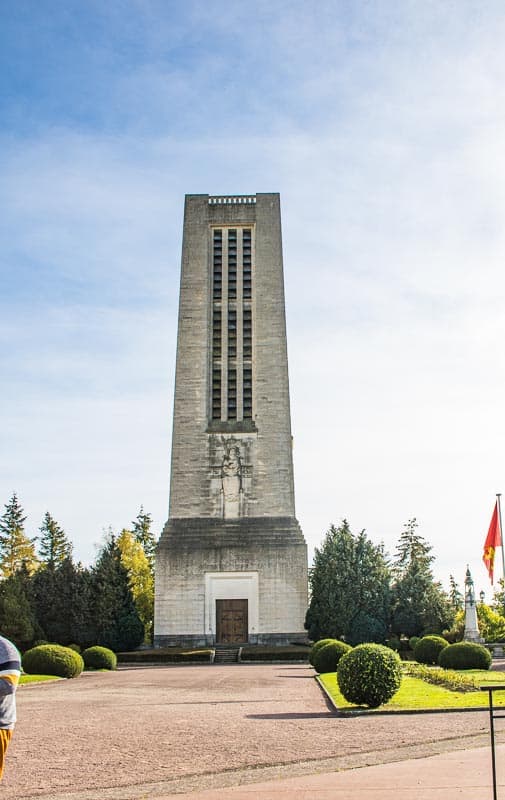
[211, 227, 253, 422]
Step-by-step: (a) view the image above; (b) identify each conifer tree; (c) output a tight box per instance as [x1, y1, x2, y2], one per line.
[31, 557, 96, 647]
[38, 511, 73, 568]
[391, 518, 454, 637]
[0, 571, 40, 649]
[0, 493, 38, 577]
[448, 574, 464, 611]
[305, 520, 391, 644]
[69, 561, 97, 648]
[132, 506, 157, 569]
[92, 535, 144, 651]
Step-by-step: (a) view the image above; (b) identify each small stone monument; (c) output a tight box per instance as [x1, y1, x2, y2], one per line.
[463, 566, 484, 643]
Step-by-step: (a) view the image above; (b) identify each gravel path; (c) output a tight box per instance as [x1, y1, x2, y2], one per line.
[3, 664, 503, 800]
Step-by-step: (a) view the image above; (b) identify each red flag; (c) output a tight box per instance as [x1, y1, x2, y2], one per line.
[483, 501, 502, 584]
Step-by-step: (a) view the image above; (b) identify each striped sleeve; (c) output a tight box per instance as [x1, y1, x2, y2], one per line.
[0, 638, 21, 694]
[0, 658, 21, 695]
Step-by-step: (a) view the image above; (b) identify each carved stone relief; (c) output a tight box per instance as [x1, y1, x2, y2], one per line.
[208, 435, 254, 518]
[221, 438, 242, 518]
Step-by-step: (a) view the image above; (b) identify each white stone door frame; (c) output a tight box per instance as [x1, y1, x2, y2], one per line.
[204, 571, 259, 639]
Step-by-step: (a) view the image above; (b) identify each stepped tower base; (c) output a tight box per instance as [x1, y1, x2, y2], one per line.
[154, 517, 308, 647]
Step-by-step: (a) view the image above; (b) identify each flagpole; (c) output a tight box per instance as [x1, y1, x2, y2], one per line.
[497, 493, 505, 585]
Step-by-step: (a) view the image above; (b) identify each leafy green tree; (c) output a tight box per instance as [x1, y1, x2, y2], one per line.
[38, 511, 73, 568]
[305, 520, 391, 644]
[391, 519, 454, 637]
[477, 603, 505, 641]
[444, 608, 464, 642]
[132, 506, 157, 569]
[117, 529, 154, 642]
[0, 493, 38, 577]
[92, 536, 144, 651]
[491, 578, 505, 615]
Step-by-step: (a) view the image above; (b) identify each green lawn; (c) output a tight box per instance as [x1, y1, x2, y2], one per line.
[474, 670, 505, 687]
[319, 669, 505, 712]
[20, 674, 62, 685]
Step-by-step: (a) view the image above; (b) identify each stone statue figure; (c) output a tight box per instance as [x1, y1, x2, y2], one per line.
[221, 438, 242, 518]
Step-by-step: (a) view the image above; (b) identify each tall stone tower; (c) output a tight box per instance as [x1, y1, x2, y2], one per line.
[154, 193, 308, 647]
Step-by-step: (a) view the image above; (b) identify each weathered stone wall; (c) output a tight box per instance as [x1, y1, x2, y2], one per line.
[168, 194, 210, 518]
[155, 518, 308, 646]
[168, 194, 296, 520]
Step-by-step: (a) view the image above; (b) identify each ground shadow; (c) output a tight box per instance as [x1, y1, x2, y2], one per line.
[246, 711, 335, 720]
[276, 674, 314, 679]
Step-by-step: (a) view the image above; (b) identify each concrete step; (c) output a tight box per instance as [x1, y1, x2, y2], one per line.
[213, 647, 240, 664]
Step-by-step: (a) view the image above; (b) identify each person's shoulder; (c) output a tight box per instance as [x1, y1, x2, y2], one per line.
[0, 636, 21, 663]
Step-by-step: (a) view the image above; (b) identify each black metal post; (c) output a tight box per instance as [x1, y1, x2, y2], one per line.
[490, 688, 498, 800]
[482, 685, 505, 800]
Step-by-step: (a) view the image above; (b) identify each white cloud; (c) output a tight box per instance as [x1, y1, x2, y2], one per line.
[2, 2, 505, 597]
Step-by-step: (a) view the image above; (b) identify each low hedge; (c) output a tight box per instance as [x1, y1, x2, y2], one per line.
[116, 648, 213, 664]
[117, 646, 309, 664]
[438, 641, 492, 671]
[240, 646, 310, 662]
[82, 646, 117, 670]
[22, 644, 84, 678]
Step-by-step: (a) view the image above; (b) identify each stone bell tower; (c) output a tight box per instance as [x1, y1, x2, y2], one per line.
[154, 193, 308, 646]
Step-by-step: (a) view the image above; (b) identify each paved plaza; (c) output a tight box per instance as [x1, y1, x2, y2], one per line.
[4, 663, 505, 799]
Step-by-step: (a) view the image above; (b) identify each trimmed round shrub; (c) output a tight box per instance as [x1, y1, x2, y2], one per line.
[413, 635, 448, 665]
[22, 644, 84, 678]
[309, 638, 337, 666]
[409, 636, 420, 651]
[438, 641, 492, 671]
[313, 640, 352, 674]
[82, 646, 117, 670]
[337, 643, 402, 708]
[68, 644, 81, 654]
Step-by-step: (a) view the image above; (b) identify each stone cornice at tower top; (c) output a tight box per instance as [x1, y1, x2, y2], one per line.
[208, 195, 256, 205]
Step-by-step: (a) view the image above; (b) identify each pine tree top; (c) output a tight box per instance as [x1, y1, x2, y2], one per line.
[38, 511, 73, 567]
[0, 493, 38, 577]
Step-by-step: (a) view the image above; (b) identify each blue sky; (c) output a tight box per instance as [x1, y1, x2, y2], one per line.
[2, 1, 505, 596]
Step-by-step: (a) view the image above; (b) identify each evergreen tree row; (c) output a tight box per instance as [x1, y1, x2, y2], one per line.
[0, 494, 157, 653]
[305, 518, 458, 643]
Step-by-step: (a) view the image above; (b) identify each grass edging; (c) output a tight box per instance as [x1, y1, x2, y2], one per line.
[315, 674, 492, 716]
[20, 675, 63, 685]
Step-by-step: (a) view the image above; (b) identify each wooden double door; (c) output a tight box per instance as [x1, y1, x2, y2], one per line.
[216, 599, 248, 644]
